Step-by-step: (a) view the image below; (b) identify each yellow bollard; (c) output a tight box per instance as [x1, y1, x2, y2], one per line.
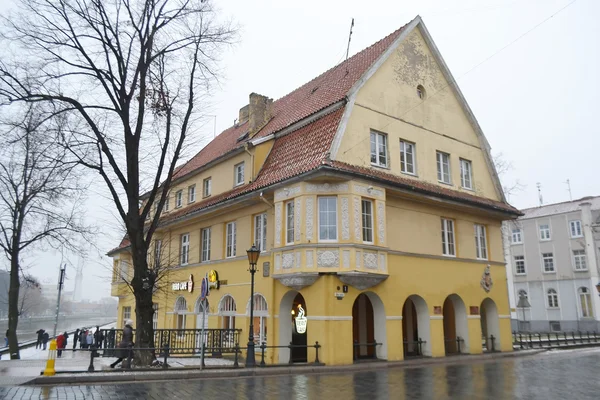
[43, 340, 57, 376]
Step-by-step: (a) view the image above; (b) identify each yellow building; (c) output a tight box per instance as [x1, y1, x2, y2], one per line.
[109, 16, 520, 366]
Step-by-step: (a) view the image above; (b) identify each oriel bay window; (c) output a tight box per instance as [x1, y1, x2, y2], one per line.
[319, 196, 338, 241]
[285, 201, 294, 245]
[441, 218, 455, 256]
[361, 199, 374, 243]
[255, 213, 267, 251]
[226, 222, 237, 258]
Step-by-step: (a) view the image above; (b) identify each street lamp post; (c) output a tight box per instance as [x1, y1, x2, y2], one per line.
[246, 244, 260, 368]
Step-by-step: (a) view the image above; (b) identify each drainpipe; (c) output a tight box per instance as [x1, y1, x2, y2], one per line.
[244, 143, 255, 182]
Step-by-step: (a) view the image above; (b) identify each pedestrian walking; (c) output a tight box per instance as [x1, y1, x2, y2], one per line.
[42, 331, 49, 350]
[94, 326, 104, 348]
[79, 329, 85, 349]
[110, 320, 134, 369]
[80, 329, 88, 349]
[72, 328, 80, 351]
[35, 329, 44, 349]
[56, 333, 67, 358]
[86, 331, 93, 348]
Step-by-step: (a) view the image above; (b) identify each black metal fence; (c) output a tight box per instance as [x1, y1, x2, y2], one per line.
[482, 335, 497, 352]
[352, 341, 382, 361]
[403, 338, 426, 357]
[100, 328, 242, 357]
[512, 331, 600, 349]
[443, 336, 465, 354]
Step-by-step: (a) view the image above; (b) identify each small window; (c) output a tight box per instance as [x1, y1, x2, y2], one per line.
[285, 201, 294, 245]
[122, 306, 131, 328]
[539, 224, 551, 240]
[542, 252, 554, 273]
[370, 131, 388, 168]
[175, 190, 183, 208]
[180, 233, 190, 265]
[201, 228, 211, 262]
[163, 195, 170, 212]
[226, 222, 237, 258]
[400, 140, 416, 175]
[511, 228, 523, 244]
[547, 289, 559, 308]
[361, 199, 374, 243]
[573, 249, 587, 271]
[154, 240, 162, 267]
[436, 151, 451, 184]
[203, 177, 212, 197]
[152, 303, 159, 330]
[254, 213, 267, 252]
[188, 185, 196, 204]
[514, 255, 526, 275]
[441, 218, 455, 256]
[474, 224, 487, 260]
[550, 321, 561, 332]
[318, 197, 338, 241]
[234, 162, 245, 186]
[460, 159, 473, 190]
[570, 220, 583, 238]
[579, 287, 594, 318]
[417, 85, 426, 100]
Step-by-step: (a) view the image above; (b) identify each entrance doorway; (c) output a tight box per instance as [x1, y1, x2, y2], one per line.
[480, 298, 501, 352]
[442, 294, 469, 354]
[352, 293, 375, 360]
[290, 293, 307, 362]
[402, 295, 431, 357]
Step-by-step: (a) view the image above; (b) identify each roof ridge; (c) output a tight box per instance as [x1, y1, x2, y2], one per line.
[520, 195, 600, 211]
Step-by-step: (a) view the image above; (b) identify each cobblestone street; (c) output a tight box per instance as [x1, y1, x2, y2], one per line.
[1, 348, 598, 399]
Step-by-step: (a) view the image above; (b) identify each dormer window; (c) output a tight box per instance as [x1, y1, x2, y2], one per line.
[234, 162, 245, 186]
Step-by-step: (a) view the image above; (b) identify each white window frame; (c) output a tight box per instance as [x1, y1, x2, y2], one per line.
[226, 222, 237, 258]
[163, 195, 170, 212]
[573, 249, 587, 271]
[361, 199, 374, 244]
[180, 233, 190, 265]
[122, 306, 131, 328]
[514, 255, 526, 275]
[436, 151, 451, 184]
[579, 287, 594, 318]
[188, 185, 196, 203]
[175, 190, 183, 208]
[570, 220, 583, 238]
[255, 213, 267, 252]
[370, 131, 388, 168]
[318, 196, 338, 242]
[460, 158, 473, 190]
[539, 224, 551, 241]
[399, 140, 416, 175]
[474, 224, 488, 260]
[201, 228, 211, 262]
[547, 289, 559, 309]
[542, 252, 554, 273]
[154, 240, 162, 267]
[511, 228, 523, 244]
[285, 201, 294, 245]
[441, 218, 456, 257]
[203, 177, 212, 198]
[152, 303, 159, 330]
[234, 162, 245, 186]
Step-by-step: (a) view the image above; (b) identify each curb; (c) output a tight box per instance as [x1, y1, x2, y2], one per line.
[25, 349, 547, 386]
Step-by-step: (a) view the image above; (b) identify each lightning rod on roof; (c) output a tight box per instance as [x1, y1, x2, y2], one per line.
[536, 182, 543, 207]
[345, 18, 355, 73]
[565, 179, 572, 201]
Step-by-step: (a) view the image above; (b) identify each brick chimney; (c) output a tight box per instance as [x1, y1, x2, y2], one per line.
[248, 92, 272, 136]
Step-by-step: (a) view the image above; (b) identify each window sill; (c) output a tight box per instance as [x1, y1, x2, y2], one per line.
[546, 307, 560, 310]
[175, 205, 183, 209]
[543, 271, 556, 274]
[363, 241, 374, 245]
[461, 186, 475, 191]
[442, 253, 456, 258]
[515, 273, 527, 276]
[511, 242, 523, 246]
[570, 235, 584, 239]
[234, 182, 244, 187]
[400, 171, 418, 177]
[438, 180, 453, 186]
[574, 269, 589, 272]
[370, 163, 390, 170]
[188, 201, 195, 205]
[203, 194, 212, 199]
[539, 239, 551, 242]
[476, 257, 489, 261]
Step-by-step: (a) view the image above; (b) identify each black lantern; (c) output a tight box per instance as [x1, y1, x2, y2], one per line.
[245, 244, 260, 367]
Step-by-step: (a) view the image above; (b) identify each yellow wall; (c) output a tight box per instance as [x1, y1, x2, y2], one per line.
[335, 28, 501, 202]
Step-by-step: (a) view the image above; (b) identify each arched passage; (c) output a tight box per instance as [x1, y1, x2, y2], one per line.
[218, 294, 237, 348]
[194, 297, 209, 351]
[174, 296, 187, 330]
[443, 294, 470, 354]
[246, 293, 268, 345]
[480, 298, 501, 351]
[402, 295, 431, 357]
[352, 292, 387, 361]
[278, 291, 307, 363]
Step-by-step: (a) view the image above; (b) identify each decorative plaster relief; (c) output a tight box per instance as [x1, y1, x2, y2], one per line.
[377, 201, 385, 245]
[275, 254, 281, 271]
[306, 250, 314, 268]
[338, 272, 388, 290]
[274, 185, 302, 202]
[296, 252, 301, 269]
[317, 250, 340, 268]
[353, 197, 361, 241]
[275, 203, 282, 246]
[306, 183, 349, 193]
[341, 197, 350, 240]
[363, 252, 378, 270]
[354, 184, 384, 199]
[282, 253, 294, 269]
[343, 250, 350, 269]
[305, 197, 314, 241]
[295, 198, 301, 242]
[356, 251, 361, 269]
[274, 273, 320, 291]
[379, 253, 386, 272]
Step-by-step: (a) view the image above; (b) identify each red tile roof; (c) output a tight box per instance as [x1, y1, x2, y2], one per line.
[171, 24, 409, 181]
[106, 236, 130, 256]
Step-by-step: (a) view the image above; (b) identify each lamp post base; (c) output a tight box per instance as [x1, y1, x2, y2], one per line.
[245, 341, 256, 367]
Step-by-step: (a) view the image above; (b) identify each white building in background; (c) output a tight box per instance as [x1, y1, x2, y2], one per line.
[504, 196, 600, 332]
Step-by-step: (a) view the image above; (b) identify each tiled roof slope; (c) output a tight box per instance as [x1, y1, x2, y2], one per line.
[171, 24, 409, 181]
[106, 236, 130, 255]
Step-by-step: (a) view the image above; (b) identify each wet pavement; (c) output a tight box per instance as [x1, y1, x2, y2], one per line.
[1, 348, 598, 399]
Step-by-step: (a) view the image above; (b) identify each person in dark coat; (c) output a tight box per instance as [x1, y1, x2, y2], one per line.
[110, 320, 134, 368]
[72, 328, 80, 351]
[42, 331, 49, 350]
[35, 329, 44, 349]
[94, 326, 104, 348]
[80, 329, 87, 349]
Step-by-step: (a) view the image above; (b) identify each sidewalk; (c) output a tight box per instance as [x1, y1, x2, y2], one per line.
[19, 348, 548, 386]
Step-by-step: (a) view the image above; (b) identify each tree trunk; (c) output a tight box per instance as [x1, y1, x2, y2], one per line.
[8, 255, 21, 360]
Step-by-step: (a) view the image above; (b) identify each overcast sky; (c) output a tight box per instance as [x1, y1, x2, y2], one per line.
[1, 0, 598, 300]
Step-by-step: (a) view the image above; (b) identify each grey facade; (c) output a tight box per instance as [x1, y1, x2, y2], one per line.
[504, 196, 600, 333]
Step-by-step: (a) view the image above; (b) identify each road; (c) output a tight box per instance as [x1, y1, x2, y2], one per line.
[1, 348, 598, 399]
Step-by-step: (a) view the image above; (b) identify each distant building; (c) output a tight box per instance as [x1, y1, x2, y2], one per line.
[504, 196, 600, 332]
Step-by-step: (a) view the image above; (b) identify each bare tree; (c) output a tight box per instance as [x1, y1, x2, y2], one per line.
[0, 0, 235, 364]
[493, 152, 525, 202]
[0, 104, 88, 359]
